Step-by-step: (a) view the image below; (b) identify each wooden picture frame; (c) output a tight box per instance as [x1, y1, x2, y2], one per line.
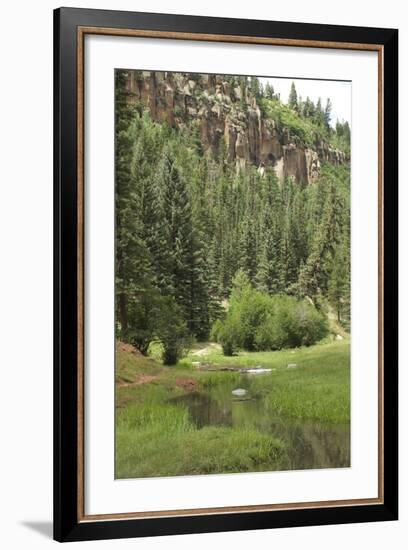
[54, 7, 398, 542]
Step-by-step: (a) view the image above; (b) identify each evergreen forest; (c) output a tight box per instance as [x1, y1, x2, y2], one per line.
[115, 70, 351, 365]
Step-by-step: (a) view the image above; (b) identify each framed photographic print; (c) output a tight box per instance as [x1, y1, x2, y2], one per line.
[54, 7, 398, 542]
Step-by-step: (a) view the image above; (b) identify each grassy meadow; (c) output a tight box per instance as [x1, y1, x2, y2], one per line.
[115, 338, 350, 479]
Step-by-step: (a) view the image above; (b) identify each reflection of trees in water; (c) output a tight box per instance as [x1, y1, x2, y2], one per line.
[173, 392, 233, 428]
[171, 382, 350, 470]
[279, 422, 350, 470]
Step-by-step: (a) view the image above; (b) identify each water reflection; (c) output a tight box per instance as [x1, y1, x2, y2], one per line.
[171, 374, 350, 471]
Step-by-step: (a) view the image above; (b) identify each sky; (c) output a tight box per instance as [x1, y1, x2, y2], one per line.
[259, 77, 351, 128]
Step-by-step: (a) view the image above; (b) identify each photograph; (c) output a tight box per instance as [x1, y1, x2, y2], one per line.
[114, 69, 351, 479]
[51, 5, 397, 543]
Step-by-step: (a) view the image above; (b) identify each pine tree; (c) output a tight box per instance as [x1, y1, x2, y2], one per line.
[148, 153, 175, 295]
[115, 71, 155, 344]
[324, 98, 332, 131]
[115, 76, 164, 352]
[150, 148, 209, 339]
[249, 76, 261, 99]
[115, 70, 133, 340]
[302, 96, 315, 119]
[256, 173, 284, 293]
[188, 229, 210, 340]
[288, 82, 298, 111]
[296, 178, 342, 299]
[314, 97, 325, 127]
[280, 177, 299, 288]
[264, 82, 275, 99]
[328, 240, 350, 326]
[206, 238, 225, 325]
[289, 189, 309, 271]
[238, 216, 257, 284]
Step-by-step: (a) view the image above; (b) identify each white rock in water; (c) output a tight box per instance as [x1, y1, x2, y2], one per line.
[287, 364, 297, 369]
[246, 368, 272, 374]
[191, 362, 201, 367]
[232, 388, 247, 397]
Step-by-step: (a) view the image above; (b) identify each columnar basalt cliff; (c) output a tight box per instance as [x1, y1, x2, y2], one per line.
[125, 71, 348, 185]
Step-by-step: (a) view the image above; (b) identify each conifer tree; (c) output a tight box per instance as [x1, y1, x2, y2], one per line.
[288, 82, 298, 111]
[328, 240, 350, 325]
[115, 71, 156, 344]
[150, 148, 209, 338]
[314, 97, 325, 127]
[206, 239, 225, 325]
[115, 76, 166, 351]
[264, 82, 275, 100]
[249, 76, 262, 99]
[302, 96, 315, 119]
[324, 98, 333, 131]
[256, 173, 284, 293]
[296, 178, 342, 299]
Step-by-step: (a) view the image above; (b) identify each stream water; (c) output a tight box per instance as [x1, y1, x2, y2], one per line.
[171, 373, 350, 471]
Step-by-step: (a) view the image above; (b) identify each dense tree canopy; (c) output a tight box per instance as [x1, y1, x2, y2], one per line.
[115, 71, 351, 361]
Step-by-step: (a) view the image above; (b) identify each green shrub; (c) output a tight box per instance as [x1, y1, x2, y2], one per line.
[260, 98, 320, 147]
[254, 312, 286, 350]
[218, 284, 328, 354]
[254, 295, 328, 350]
[219, 271, 270, 352]
[220, 336, 235, 356]
[293, 300, 329, 346]
[210, 318, 224, 342]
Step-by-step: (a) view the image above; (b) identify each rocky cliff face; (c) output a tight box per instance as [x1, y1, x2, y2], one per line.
[125, 71, 348, 185]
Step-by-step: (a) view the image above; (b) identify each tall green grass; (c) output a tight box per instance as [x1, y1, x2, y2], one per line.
[116, 402, 285, 478]
[117, 403, 193, 433]
[199, 371, 241, 389]
[249, 343, 349, 422]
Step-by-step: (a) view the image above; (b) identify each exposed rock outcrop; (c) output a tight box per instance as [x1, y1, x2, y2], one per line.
[125, 71, 348, 185]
